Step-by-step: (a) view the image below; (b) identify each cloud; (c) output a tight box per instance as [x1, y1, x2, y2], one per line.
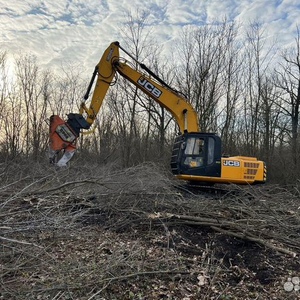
[0, 0, 299, 75]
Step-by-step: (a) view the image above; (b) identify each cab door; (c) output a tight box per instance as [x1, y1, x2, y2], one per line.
[177, 133, 222, 177]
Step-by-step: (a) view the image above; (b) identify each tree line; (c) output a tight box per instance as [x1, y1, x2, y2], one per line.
[0, 13, 300, 184]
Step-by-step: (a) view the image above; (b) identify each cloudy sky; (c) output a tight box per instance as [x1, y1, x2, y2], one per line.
[1, 0, 299, 76]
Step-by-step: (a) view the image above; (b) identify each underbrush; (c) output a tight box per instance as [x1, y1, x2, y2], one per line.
[1, 162, 299, 299]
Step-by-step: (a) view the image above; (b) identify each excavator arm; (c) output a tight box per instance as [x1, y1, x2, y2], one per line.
[81, 41, 199, 132]
[49, 41, 199, 166]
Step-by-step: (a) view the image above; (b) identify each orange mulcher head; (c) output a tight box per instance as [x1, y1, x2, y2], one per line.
[49, 114, 90, 165]
[49, 115, 77, 165]
[49, 115, 77, 150]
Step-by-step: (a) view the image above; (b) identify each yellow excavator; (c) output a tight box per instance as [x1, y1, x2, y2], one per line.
[49, 41, 266, 185]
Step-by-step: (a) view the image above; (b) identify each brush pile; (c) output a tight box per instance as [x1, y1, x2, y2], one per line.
[1, 161, 299, 299]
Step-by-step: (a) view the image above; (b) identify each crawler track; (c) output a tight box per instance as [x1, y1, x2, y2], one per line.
[176, 182, 254, 199]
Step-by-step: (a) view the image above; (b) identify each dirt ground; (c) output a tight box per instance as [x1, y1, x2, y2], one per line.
[1, 162, 300, 299]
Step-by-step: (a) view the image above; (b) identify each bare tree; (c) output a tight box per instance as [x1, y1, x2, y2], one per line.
[0, 51, 8, 108]
[15, 54, 38, 155]
[14, 54, 52, 159]
[275, 25, 300, 173]
[114, 9, 165, 166]
[175, 21, 240, 134]
[1, 85, 25, 158]
[241, 22, 277, 157]
[49, 63, 86, 115]
[259, 76, 284, 166]
[0, 51, 8, 156]
[218, 24, 244, 155]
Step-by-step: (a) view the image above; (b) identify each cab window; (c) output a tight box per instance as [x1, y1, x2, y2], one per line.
[207, 137, 215, 165]
[184, 137, 204, 155]
[183, 137, 204, 167]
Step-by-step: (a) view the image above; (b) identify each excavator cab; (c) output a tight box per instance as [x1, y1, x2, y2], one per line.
[171, 132, 266, 185]
[171, 132, 222, 178]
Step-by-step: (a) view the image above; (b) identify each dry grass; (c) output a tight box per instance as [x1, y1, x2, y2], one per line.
[1, 161, 300, 299]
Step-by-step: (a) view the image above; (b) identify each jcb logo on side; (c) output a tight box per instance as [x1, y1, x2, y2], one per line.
[223, 160, 240, 167]
[138, 77, 162, 98]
